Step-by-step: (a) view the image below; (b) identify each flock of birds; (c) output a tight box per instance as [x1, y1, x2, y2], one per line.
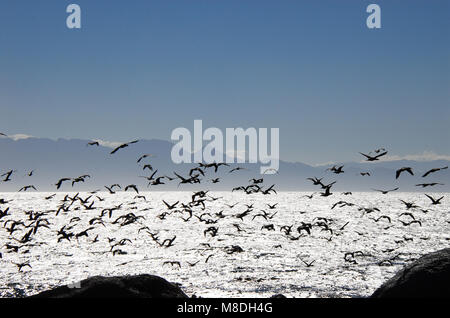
[0, 137, 449, 297]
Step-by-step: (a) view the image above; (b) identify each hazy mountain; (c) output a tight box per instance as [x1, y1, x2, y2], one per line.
[0, 137, 449, 192]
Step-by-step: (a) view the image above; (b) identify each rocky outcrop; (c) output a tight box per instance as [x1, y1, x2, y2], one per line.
[371, 248, 450, 298]
[270, 294, 287, 298]
[29, 274, 188, 298]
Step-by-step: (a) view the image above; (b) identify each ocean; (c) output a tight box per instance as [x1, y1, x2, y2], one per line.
[0, 191, 448, 298]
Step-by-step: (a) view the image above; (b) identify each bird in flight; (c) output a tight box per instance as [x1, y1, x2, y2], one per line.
[137, 154, 154, 163]
[14, 262, 32, 272]
[320, 185, 333, 197]
[55, 178, 71, 190]
[307, 177, 323, 186]
[149, 176, 165, 186]
[422, 166, 448, 178]
[399, 220, 422, 227]
[19, 185, 37, 192]
[229, 167, 247, 173]
[415, 183, 444, 188]
[110, 140, 139, 154]
[372, 187, 399, 194]
[1, 170, 15, 182]
[301, 259, 316, 268]
[104, 186, 116, 194]
[87, 141, 100, 147]
[143, 164, 153, 171]
[140, 170, 158, 182]
[125, 184, 139, 194]
[395, 167, 414, 179]
[359, 151, 388, 161]
[400, 200, 419, 210]
[424, 194, 444, 205]
[327, 165, 344, 174]
[163, 200, 179, 210]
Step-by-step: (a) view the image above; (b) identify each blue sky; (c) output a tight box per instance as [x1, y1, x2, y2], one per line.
[0, 0, 449, 164]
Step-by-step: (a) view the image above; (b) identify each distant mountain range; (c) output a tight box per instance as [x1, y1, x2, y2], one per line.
[0, 137, 449, 192]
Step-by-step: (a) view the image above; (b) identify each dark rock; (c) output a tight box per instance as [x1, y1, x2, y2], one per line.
[29, 274, 188, 298]
[371, 248, 450, 298]
[270, 294, 287, 298]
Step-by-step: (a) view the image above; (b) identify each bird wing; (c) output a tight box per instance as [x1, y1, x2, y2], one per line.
[374, 151, 388, 159]
[110, 146, 121, 154]
[359, 152, 372, 159]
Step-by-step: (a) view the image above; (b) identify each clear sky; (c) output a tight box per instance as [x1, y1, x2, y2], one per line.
[0, 0, 449, 164]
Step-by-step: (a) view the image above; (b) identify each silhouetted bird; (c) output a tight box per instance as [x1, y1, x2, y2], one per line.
[110, 140, 139, 154]
[372, 188, 399, 194]
[359, 151, 388, 161]
[396, 167, 413, 179]
[424, 194, 444, 205]
[422, 166, 448, 178]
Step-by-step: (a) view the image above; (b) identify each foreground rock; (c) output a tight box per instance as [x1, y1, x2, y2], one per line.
[270, 294, 287, 298]
[29, 274, 188, 298]
[371, 248, 450, 298]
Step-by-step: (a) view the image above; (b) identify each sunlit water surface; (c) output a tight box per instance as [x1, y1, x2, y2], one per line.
[0, 191, 449, 298]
